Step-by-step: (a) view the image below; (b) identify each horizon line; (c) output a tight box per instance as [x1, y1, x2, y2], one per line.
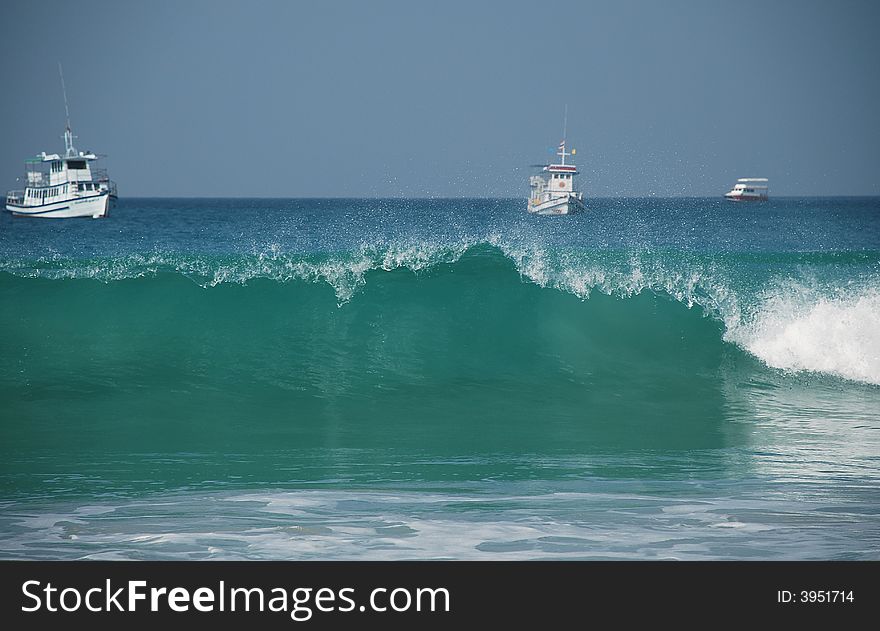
[112, 194, 880, 200]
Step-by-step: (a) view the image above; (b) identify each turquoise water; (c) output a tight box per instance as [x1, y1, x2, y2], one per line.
[1, 197, 879, 559]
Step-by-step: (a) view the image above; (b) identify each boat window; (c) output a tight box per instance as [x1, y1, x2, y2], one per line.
[66, 159, 87, 170]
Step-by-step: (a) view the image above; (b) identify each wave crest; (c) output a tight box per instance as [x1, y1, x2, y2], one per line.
[0, 241, 475, 302]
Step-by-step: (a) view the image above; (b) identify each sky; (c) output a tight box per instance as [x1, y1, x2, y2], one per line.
[1, 0, 879, 197]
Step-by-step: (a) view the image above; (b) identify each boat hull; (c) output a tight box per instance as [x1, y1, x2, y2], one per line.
[528, 195, 585, 216]
[6, 193, 112, 218]
[724, 194, 768, 202]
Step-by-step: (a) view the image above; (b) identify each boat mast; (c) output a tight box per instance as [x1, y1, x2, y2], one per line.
[59, 63, 76, 157]
[559, 104, 568, 166]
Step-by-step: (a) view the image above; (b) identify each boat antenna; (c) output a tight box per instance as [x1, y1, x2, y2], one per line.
[559, 104, 568, 166]
[59, 63, 76, 157]
[563, 103, 567, 142]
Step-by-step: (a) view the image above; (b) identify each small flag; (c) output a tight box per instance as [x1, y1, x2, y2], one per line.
[571, 148, 576, 155]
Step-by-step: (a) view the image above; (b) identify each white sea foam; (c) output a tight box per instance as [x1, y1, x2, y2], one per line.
[1, 485, 871, 560]
[726, 284, 880, 386]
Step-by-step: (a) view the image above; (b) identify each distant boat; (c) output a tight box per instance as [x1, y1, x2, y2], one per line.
[724, 178, 768, 201]
[528, 107, 585, 216]
[5, 66, 117, 218]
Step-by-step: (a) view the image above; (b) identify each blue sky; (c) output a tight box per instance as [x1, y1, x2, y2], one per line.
[1, 0, 878, 196]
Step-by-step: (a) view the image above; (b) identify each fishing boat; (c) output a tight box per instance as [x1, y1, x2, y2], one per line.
[528, 109, 585, 216]
[5, 67, 117, 218]
[724, 178, 768, 201]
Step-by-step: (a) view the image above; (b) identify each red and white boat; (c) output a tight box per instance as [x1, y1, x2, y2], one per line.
[528, 109, 585, 216]
[724, 178, 768, 201]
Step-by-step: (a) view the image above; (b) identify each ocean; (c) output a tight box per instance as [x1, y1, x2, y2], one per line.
[1, 197, 878, 560]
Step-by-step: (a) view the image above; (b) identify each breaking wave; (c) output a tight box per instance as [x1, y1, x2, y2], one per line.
[1, 241, 879, 385]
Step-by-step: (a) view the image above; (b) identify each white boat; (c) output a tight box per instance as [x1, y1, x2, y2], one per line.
[724, 178, 768, 201]
[528, 110, 585, 216]
[6, 67, 117, 218]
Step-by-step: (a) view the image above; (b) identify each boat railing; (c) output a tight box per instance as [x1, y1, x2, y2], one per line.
[6, 190, 24, 205]
[94, 179, 118, 197]
[90, 169, 117, 196]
